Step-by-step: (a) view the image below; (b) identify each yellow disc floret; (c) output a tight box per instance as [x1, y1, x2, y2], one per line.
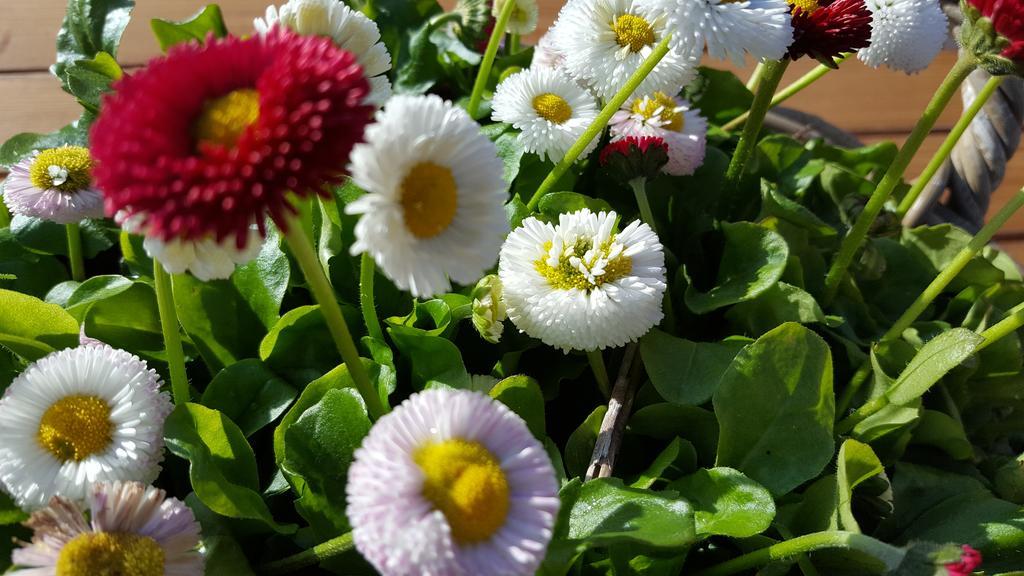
[631, 92, 685, 132]
[194, 88, 261, 149]
[400, 162, 459, 239]
[37, 395, 113, 462]
[532, 93, 573, 124]
[29, 147, 93, 193]
[535, 238, 633, 291]
[56, 532, 164, 576]
[612, 14, 656, 53]
[788, 0, 820, 12]
[414, 439, 510, 544]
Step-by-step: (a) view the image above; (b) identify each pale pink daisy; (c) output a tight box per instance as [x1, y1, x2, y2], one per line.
[610, 91, 708, 176]
[2, 147, 104, 225]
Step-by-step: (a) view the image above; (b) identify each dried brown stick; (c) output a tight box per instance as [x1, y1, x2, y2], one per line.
[586, 343, 643, 481]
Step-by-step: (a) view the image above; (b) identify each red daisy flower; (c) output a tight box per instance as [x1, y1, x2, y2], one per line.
[968, 0, 1024, 60]
[599, 136, 669, 184]
[945, 545, 983, 576]
[785, 0, 873, 66]
[91, 29, 372, 247]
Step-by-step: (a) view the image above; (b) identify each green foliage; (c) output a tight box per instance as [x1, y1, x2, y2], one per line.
[0, 289, 79, 360]
[639, 328, 747, 405]
[684, 222, 789, 314]
[53, 0, 134, 91]
[561, 478, 696, 549]
[151, 5, 228, 51]
[668, 467, 775, 538]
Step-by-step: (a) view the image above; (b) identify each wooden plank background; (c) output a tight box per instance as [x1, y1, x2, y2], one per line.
[2, 0, 1023, 258]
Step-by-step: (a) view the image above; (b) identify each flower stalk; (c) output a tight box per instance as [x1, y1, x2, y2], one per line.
[723, 59, 791, 195]
[823, 56, 978, 304]
[259, 532, 354, 575]
[66, 223, 85, 282]
[360, 253, 385, 342]
[629, 178, 657, 233]
[467, 0, 520, 118]
[692, 531, 905, 576]
[725, 56, 847, 132]
[978, 301, 1024, 351]
[153, 261, 190, 405]
[283, 218, 389, 420]
[0, 203, 10, 228]
[588, 349, 611, 398]
[526, 35, 673, 211]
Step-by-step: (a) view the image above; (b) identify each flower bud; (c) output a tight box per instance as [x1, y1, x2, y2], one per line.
[961, 0, 1024, 77]
[472, 275, 507, 344]
[599, 136, 670, 185]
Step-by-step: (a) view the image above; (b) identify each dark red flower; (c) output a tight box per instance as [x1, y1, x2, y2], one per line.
[786, 0, 873, 66]
[968, 0, 1024, 60]
[599, 137, 669, 184]
[91, 29, 372, 247]
[945, 545, 983, 576]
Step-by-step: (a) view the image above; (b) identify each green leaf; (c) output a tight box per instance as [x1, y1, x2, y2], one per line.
[0, 116, 91, 168]
[388, 325, 470, 390]
[231, 227, 290, 328]
[393, 18, 442, 94]
[172, 274, 267, 373]
[0, 229, 70, 298]
[565, 406, 606, 479]
[186, 495, 256, 576]
[260, 305, 361, 385]
[884, 328, 984, 406]
[163, 403, 295, 534]
[9, 216, 117, 259]
[0, 491, 28, 526]
[725, 282, 833, 336]
[489, 375, 545, 439]
[65, 274, 133, 318]
[494, 128, 526, 188]
[83, 282, 164, 358]
[200, 359, 296, 437]
[150, 5, 228, 51]
[630, 437, 696, 490]
[0, 289, 79, 360]
[713, 323, 835, 497]
[563, 478, 696, 549]
[909, 409, 973, 460]
[667, 467, 775, 538]
[538, 192, 615, 219]
[629, 404, 719, 466]
[639, 329, 748, 406]
[282, 388, 370, 537]
[63, 51, 122, 112]
[53, 0, 134, 88]
[684, 222, 789, 314]
[836, 439, 883, 532]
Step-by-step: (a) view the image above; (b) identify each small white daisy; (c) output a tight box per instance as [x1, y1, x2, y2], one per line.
[550, 0, 700, 100]
[648, 0, 794, 66]
[119, 213, 263, 281]
[0, 345, 172, 510]
[347, 389, 559, 576]
[610, 91, 708, 176]
[10, 481, 203, 575]
[493, 0, 540, 36]
[347, 95, 509, 299]
[858, 0, 948, 74]
[2, 147, 104, 225]
[499, 209, 667, 352]
[491, 67, 600, 163]
[255, 0, 393, 105]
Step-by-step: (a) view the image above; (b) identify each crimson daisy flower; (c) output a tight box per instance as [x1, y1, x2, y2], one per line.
[964, 0, 1024, 75]
[91, 29, 372, 247]
[599, 136, 669, 184]
[785, 0, 872, 66]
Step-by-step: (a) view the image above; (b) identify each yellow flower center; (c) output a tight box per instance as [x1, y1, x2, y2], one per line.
[788, 0, 820, 12]
[612, 14, 656, 53]
[56, 532, 164, 576]
[535, 238, 633, 291]
[37, 395, 113, 462]
[631, 92, 685, 132]
[29, 147, 93, 193]
[414, 439, 510, 544]
[400, 162, 459, 239]
[532, 93, 573, 124]
[194, 88, 261, 149]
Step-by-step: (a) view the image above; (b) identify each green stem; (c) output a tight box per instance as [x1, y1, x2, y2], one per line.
[588, 350, 611, 398]
[897, 75, 1005, 218]
[283, 220, 389, 420]
[836, 361, 872, 417]
[692, 531, 904, 576]
[66, 222, 85, 282]
[978, 301, 1024, 351]
[629, 178, 657, 232]
[258, 532, 354, 575]
[153, 261, 189, 405]
[724, 56, 847, 132]
[508, 32, 520, 54]
[467, 0, 519, 118]
[0, 203, 10, 228]
[526, 35, 673, 211]
[823, 57, 977, 304]
[723, 59, 790, 195]
[745, 61, 766, 91]
[776, 524, 821, 576]
[359, 253, 385, 342]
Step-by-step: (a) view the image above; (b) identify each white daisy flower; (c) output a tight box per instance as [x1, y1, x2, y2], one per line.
[255, 0, 393, 105]
[610, 91, 708, 176]
[346, 389, 559, 576]
[647, 0, 794, 66]
[119, 213, 263, 281]
[499, 209, 667, 352]
[550, 0, 700, 100]
[532, 30, 567, 70]
[491, 67, 601, 163]
[2, 147, 104, 225]
[857, 0, 948, 74]
[493, 0, 540, 36]
[347, 95, 509, 299]
[10, 481, 203, 575]
[0, 345, 172, 510]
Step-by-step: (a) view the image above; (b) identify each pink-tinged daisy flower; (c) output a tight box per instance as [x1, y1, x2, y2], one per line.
[945, 545, 983, 576]
[2, 147, 104, 225]
[610, 91, 708, 176]
[346, 389, 559, 576]
[786, 0, 873, 65]
[10, 481, 203, 575]
[0, 345, 171, 510]
[90, 29, 372, 248]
